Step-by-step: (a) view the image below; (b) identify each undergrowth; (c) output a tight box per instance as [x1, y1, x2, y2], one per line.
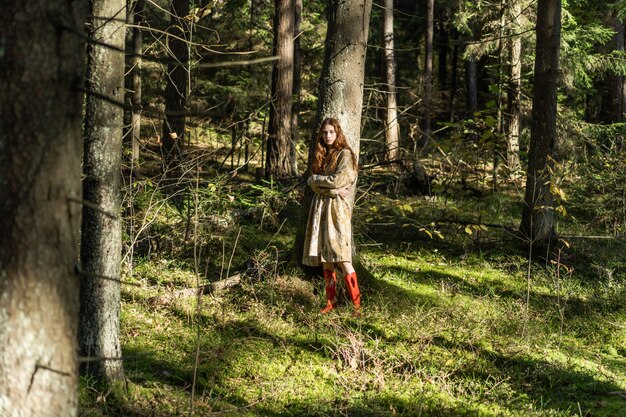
[80, 170, 626, 417]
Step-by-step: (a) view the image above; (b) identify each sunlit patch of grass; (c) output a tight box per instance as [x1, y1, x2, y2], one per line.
[81, 181, 626, 416]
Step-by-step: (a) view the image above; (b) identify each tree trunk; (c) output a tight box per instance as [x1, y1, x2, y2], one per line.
[294, 0, 373, 267]
[448, 27, 459, 121]
[465, 57, 478, 116]
[266, 0, 295, 179]
[129, 0, 144, 161]
[437, 23, 448, 89]
[506, 0, 522, 172]
[290, 0, 303, 176]
[0, 1, 87, 414]
[520, 0, 561, 253]
[162, 0, 190, 186]
[423, 0, 434, 146]
[606, 14, 624, 124]
[80, 0, 127, 386]
[383, 0, 400, 166]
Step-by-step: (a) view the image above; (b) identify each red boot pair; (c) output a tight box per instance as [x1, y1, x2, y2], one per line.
[320, 270, 361, 316]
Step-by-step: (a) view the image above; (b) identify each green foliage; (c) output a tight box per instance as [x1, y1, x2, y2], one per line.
[98, 1, 626, 414]
[567, 136, 626, 235]
[80, 187, 626, 415]
[560, 16, 619, 92]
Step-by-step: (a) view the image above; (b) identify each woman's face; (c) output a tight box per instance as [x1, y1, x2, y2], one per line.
[322, 124, 337, 147]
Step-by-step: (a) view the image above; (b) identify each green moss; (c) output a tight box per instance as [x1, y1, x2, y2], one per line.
[81, 180, 626, 417]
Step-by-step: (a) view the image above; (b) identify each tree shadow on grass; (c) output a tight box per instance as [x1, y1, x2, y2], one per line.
[428, 335, 626, 417]
[373, 261, 624, 328]
[111, 250, 625, 417]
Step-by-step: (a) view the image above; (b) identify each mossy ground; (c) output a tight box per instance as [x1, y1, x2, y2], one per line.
[79, 175, 626, 417]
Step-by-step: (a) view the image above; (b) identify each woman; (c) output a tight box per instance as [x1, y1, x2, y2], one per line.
[303, 118, 361, 316]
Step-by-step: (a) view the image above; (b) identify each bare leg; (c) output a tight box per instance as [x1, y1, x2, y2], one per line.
[339, 261, 354, 275]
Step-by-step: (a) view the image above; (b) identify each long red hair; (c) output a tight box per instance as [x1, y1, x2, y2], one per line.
[310, 118, 357, 174]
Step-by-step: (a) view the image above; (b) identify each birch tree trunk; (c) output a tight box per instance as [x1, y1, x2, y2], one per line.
[266, 0, 295, 179]
[294, 0, 373, 267]
[383, 0, 400, 166]
[506, 0, 522, 172]
[520, 0, 561, 254]
[80, 0, 126, 386]
[0, 1, 87, 415]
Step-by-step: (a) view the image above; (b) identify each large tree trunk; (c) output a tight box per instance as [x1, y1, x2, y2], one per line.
[422, 0, 434, 146]
[520, 0, 561, 254]
[383, 0, 400, 165]
[129, 0, 144, 161]
[266, 0, 295, 179]
[294, 0, 373, 267]
[0, 1, 87, 415]
[290, 0, 303, 176]
[506, 0, 522, 172]
[80, 0, 126, 386]
[162, 0, 190, 186]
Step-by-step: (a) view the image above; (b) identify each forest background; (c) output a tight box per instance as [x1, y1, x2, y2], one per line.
[1, 0, 626, 416]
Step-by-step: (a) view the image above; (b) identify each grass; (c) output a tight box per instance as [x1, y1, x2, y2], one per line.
[79, 174, 626, 417]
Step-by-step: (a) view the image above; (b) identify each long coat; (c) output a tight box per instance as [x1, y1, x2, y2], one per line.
[303, 149, 357, 266]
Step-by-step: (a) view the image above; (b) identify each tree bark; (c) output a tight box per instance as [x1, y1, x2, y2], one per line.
[294, 0, 373, 267]
[520, 0, 561, 253]
[465, 57, 478, 116]
[266, 0, 295, 179]
[0, 1, 87, 415]
[423, 0, 434, 146]
[162, 0, 190, 186]
[129, 0, 144, 161]
[437, 22, 449, 89]
[448, 27, 459, 121]
[383, 0, 400, 165]
[290, 0, 303, 176]
[506, 0, 522, 172]
[80, 0, 127, 386]
[606, 14, 624, 124]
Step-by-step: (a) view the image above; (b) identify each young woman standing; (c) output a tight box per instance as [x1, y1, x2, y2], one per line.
[303, 118, 361, 316]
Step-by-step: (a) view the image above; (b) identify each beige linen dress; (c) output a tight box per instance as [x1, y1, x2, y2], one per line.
[303, 149, 357, 266]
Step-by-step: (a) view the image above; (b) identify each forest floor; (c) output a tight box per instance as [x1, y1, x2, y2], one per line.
[79, 161, 626, 417]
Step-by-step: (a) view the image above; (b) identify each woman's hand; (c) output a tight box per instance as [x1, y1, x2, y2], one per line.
[338, 187, 349, 198]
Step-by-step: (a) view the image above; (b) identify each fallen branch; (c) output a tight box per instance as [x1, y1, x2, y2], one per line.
[199, 273, 242, 294]
[149, 270, 249, 307]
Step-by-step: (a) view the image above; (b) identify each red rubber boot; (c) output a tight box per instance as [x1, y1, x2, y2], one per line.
[344, 272, 361, 316]
[320, 269, 337, 314]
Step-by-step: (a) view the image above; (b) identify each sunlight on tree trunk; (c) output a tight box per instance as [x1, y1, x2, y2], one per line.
[520, 0, 562, 254]
[80, 0, 127, 387]
[294, 0, 373, 268]
[290, 0, 303, 177]
[266, 0, 295, 179]
[129, 0, 144, 161]
[383, 0, 400, 167]
[506, 0, 522, 172]
[0, 1, 87, 414]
